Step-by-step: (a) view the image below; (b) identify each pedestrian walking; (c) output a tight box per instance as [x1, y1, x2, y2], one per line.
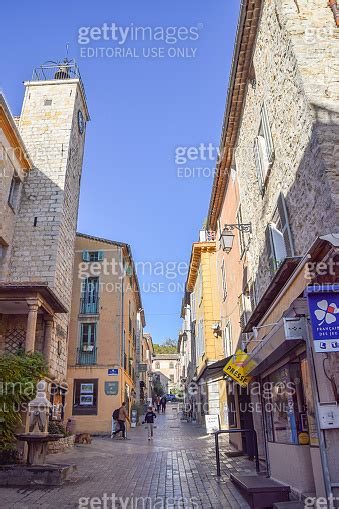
[112, 402, 130, 439]
[161, 395, 167, 413]
[155, 395, 161, 413]
[143, 406, 157, 440]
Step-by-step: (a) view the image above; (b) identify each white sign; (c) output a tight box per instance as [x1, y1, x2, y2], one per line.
[205, 414, 220, 434]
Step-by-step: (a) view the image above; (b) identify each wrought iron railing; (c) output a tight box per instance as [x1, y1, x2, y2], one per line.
[31, 60, 87, 103]
[76, 347, 97, 365]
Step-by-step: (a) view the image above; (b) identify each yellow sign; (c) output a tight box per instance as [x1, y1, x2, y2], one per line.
[298, 432, 310, 445]
[223, 350, 255, 388]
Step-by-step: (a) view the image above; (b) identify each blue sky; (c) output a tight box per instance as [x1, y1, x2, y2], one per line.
[0, 0, 239, 344]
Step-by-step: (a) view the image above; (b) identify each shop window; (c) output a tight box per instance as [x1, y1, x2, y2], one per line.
[72, 379, 98, 415]
[265, 193, 294, 274]
[264, 360, 307, 445]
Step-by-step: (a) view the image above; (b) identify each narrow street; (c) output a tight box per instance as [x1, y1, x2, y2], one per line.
[1, 407, 255, 508]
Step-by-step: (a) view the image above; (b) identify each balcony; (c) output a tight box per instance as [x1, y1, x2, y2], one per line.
[79, 297, 100, 315]
[199, 230, 216, 242]
[76, 346, 97, 365]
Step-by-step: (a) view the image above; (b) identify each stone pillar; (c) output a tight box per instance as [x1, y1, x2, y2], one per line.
[43, 317, 54, 365]
[25, 299, 40, 353]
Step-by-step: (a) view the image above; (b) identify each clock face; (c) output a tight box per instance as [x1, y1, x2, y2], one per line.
[78, 110, 85, 134]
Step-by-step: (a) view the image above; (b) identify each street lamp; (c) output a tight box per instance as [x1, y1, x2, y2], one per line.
[219, 223, 252, 253]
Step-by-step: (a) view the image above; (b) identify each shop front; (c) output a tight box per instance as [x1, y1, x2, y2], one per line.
[244, 235, 339, 500]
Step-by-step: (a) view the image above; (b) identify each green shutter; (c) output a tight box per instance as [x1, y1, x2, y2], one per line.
[82, 251, 90, 262]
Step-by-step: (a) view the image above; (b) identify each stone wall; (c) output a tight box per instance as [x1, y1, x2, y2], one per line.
[235, 0, 339, 298]
[47, 434, 75, 455]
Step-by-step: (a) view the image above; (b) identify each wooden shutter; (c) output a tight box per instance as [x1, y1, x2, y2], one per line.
[277, 193, 294, 256]
[265, 225, 276, 274]
[261, 103, 274, 163]
[254, 137, 264, 193]
[82, 251, 90, 262]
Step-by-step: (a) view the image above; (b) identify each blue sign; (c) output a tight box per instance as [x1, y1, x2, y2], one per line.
[307, 285, 339, 352]
[108, 368, 119, 376]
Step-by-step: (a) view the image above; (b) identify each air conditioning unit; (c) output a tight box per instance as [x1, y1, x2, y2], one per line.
[283, 317, 306, 341]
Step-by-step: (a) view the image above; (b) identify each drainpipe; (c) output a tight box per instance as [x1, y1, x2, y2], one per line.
[329, 0, 339, 26]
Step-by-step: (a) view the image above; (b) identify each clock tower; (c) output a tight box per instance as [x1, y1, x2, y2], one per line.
[8, 60, 90, 378]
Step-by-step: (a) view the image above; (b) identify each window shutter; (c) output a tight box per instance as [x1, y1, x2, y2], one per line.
[270, 223, 287, 268]
[254, 137, 264, 192]
[98, 251, 104, 261]
[82, 251, 90, 262]
[265, 225, 276, 274]
[277, 193, 294, 256]
[80, 323, 84, 345]
[261, 104, 274, 163]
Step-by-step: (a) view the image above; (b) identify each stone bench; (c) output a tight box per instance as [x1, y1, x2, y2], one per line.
[230, 474, 290, 509]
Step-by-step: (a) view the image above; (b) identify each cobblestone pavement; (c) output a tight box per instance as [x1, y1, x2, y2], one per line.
[0, 406, 256, 509]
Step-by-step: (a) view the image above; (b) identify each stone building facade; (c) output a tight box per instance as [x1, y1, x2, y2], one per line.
[0, 62, 89, 394]
[206, 0, 339, 501]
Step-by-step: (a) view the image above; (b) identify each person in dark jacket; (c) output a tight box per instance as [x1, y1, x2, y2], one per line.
[143, 406, 157, 440]
[161, 395, 167, 413]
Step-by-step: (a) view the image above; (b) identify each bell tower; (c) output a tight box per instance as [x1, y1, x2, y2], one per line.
[8, 60, 90, 377]
[10, 60, 89, 306]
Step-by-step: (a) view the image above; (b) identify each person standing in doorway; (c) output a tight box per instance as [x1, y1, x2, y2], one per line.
[143, 406, 157, 440]
[112, 402, 129, 439]
[161, 395, 167, 413]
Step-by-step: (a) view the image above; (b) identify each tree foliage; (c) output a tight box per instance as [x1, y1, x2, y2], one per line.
[0, 352, 48, 450]
[153, 338, 177, 354]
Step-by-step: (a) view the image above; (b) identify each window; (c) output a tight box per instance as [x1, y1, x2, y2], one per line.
[249, 279, 257, 313]
[80, 322, 97, 346]
[82, 251, 104, 262]
[73, 379, 98, 415]
[221, 259, 227, 301]
[80, 277, 99, 314]
[223, 321, 232, 357]
[197, 266, 203, 305]
[8, 176, 21, 211]
[266, 193, 294, 273]
[264, 360, 307, 445]
[190, 292, 196, 322]
[196, 319, 205, 359]
[129, 301, 132, 334]
[169, 362, 174, 369]
[155, 362, 160, 369]
[254, 103, 274, 192]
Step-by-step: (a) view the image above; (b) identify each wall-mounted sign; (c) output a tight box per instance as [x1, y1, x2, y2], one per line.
[104, 381, 119, 395]
[223, 350, 255, 388]
[80, 383, 94, 394]
[108, 368, 119, 376]
[138, 363, 147, 372]
[307, 285, 339, 353]
[205, 414, 220, 434]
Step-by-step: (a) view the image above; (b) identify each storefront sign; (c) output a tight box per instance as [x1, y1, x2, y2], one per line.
[138, 363, 147, 372]
[108, 368, 119, 376]
[307, 285, 339, 352]
[205, 414, 220, 434]
[104, 381, 119, 395]
[223, 350, 254, 388]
